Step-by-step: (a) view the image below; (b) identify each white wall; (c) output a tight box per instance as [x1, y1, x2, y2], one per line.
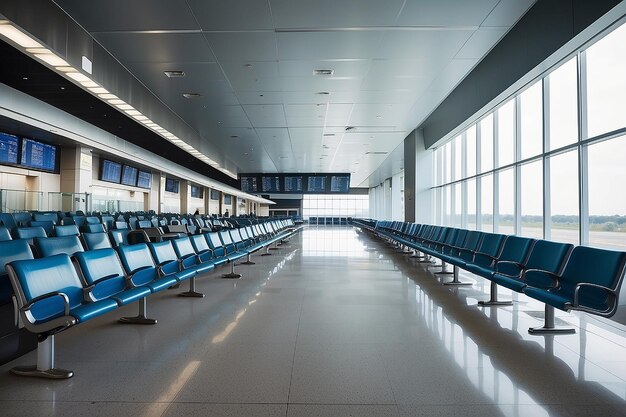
[391, 171, 404, 221]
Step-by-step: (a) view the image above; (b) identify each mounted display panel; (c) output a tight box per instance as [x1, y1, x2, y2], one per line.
[20, 138, 57, 172]
[100, 159, 122, 183]
[121, 165, 138, 186]
[165, 178, 179, 193]
[0, 132, 19, 165]
[190, 184, 203, 199]
[136, 170, 151, 189]
[210, 189, 220, 200]
[239, 173, 350, 194]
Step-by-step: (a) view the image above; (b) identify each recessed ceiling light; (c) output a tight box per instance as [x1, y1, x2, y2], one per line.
[66, 72, 91, 83]
[183, 93, 202, 99]
[98, 93, 118, 99]
[34, 52, 70, 67]
[164, 70, 185, 78]
[88, 87, 109, 94]
[313, 69, 334, 76]
[230, 135, 239, 139]
[0, 24, 43, 48]
[22, 76, 28, 80]
[376, 115, 382, 119]
[245, 63, 253, 68]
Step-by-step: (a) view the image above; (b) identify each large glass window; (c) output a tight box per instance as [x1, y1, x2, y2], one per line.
[453, 135, 462, 181]
[586, 23, 626, 138]
[549, 150, 579, 244]
[520, 161, 543, 238]
[303, 194, 369, 220]
[480, 115, 494, 173]
[548, 57, 578, 150]
[497, 100, 515, 167]
[497, 168, 514, 235]
[588, 136, 626, 250]
[480, 175, 493, 232]
[443, 142, 451, 184]
[519, 81, 543, 159]
[454, 183, 462, 227]
[467, 179, 476, 230]
[466, 126, 477, 178]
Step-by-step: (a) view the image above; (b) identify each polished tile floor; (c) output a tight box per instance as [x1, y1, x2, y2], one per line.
[1, 226, 626, 416]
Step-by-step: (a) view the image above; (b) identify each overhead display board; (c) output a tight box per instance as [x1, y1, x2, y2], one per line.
[239, 173, 350, 194]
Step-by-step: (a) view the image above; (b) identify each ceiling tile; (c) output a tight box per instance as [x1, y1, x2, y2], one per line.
[278, 60, 372, 78]
[205, 32, 278, 61]
[376, 30, 473, 60]
[188, 0, 274, 30]
[455, 27, 509, 59]
[56, 0, 198, 31]
[242, 104, 287, 127]
[277, 31, 383, 60]
[237, 91, 284, 105]
[94, 33, 216, 63]
[482, 0, 536, 27]
[398, 0, 500, 27]
[270, 0, 405, 28]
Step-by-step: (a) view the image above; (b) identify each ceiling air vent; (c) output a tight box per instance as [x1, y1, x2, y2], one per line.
[316, 91, 330, 95]
[183, 93, 202, 99]
[365, 151, 388, 155]
[164, 70, 185, 78]
[345, 126, 356, 131]
[313, 69, 334, 76]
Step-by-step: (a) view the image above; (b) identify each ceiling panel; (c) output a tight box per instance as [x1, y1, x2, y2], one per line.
[454, 27, 509, 59]
[278, 60, 371, 78]
[482, 0, 537, 27]
[270, 0, 405, 28]
[280, 76, 362, 92]
[236, 91, 284, 105]
[242, 104, 287, 127]
[398, 0, 500, 26]
[221, 61, 280, 84]
[94, 33, 216, 63]
[205, 32, 278, 62]
[55, 0, 198, 31]
[188, 0, 274, 31]
[376, 30, 473, 60]
[277, 31, 383, 60]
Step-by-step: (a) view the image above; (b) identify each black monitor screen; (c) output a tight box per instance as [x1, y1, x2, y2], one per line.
[307, 176, 326, 193]
[137, 170, 151, 189]
[0, 132, 19, 165]
[191, 185, 204, 199]
[165, 178, 179, 193]
[210, 189, 220, 200]
[101, 159, 122, 183]
[224, 195, 232, 205]
[240, 175, 259, 193]
[20, 138, 57, 171]
[261, 175, 281, 193]
[284, 176, 303, 193]
[121, 165, 138, 186]
[330, 175, 350, 193]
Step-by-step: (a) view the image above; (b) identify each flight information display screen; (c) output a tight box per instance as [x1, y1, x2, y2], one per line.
[210, 189, 220, 200]
[240, 175, 259, 193]
[190, 185, 203, 199]
[0, 132, 19, 165]
[136, 171, 151, 189]
[307, 176, 326, 193]
[284, 176, 303, 193]
[261, 175, 281, 193]
[330, 175, 350, 193]
[121, 165, 138, 186]
[101, 159, 122, 183]
[165, 178, 179, 193]
[20, 138, 57, 171]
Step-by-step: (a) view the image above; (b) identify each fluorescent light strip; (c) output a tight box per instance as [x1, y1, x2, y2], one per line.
[33, 53, 69, 67]
[0, 24, 43, 48]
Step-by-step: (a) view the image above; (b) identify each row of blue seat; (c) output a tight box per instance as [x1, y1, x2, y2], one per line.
[351, 219, 626, 335]
[2, 219, 301, 379]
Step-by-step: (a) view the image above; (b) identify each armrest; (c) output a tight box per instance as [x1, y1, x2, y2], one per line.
[83, 274, 123, 301]
[522, 269, 560, 289]
[21, 292, 70, 316]
[573, 282, 617, 308]
[126, 265, 153, 288]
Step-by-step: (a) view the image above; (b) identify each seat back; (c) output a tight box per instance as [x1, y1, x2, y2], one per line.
[82, 232, 113, 250]
[74, 248, 126, 286]
[55, 224, 80, 237]
[149, 241, 179, 265]
[82, 223, 106, 233]
[476, 233, 506, 257]
[34, 235, 84, 257]
[0, 240, 35, 309]
[207, 232, 226, 256]
[85, 216, 100, 224]
[8, 254, 84, 323]
[137, 220, 152, 229]
[109, 229, 130, 247]
[525, 240, 574, 274]
[229, 229, 243, 244]
[15, 226, 47, 244]
[114, 221, 128, 230]
[0, 226, 12, 241]
[13, 212, 33, 226]
[116, 243, 156, 274]
[172, 236, 196, 258]
[29, 220, 55, 237]
[219, 230, 234, 246]
[33, 213, 57, 224]
[190, 234, 211, 253]
[498, 236, 535, 264]
[0, 213, 17, 229]
[72, 215, 86, 227]
[100, 216, 115, 231]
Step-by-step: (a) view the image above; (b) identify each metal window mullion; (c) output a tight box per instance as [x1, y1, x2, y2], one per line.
[476, 121, 483, 230]
[578, 51, 589, 246]
[542, 76, 552, 240]
[493, 112, 499, 232]
[462, 132, 468, 228]
[514, 96, 522, 236]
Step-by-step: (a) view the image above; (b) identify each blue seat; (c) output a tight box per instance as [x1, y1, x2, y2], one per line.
[172, 237, 215, 274]
[7, 254, 118, 379]
[85, 216, 100, 224]
[116, 243, 177, 294]
[72, 216, 86, 227]
[82, 223, 106, 233]
[14, 226, 47, 244]
[54, 224, 80, 237]
[13, 212, 33, 226]
[82, 232, 113, 250]
[491, 240, 573, 293]
[114, 221, 128, 230]
[523, 246, 626, 334]
[100, 216, 115, 231]
[189, 234, 215, 263]
[462, 233, 506, 271]
[148, 241, 196, 281]
[0, 213, 17, 229]
[74, 248, 151, 307]
[109, 229, 130, 247]
[0, 240, 35, 329]
[28, 221, 55, 237]
[0, 226, 12, 241]
[34, 236, 85, 258]
[33, 213, 57, 224]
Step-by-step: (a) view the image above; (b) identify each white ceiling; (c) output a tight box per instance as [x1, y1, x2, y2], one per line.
[54, 0, 535, 187]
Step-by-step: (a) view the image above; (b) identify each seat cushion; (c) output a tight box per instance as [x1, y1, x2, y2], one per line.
[464, 263, 496, 279]
[112, 286, 152, 306]
[491, 273, 527, 293]
[70, 299, 118, 322]
[147, 276, 178, 293]
[523, 287, 570, 311]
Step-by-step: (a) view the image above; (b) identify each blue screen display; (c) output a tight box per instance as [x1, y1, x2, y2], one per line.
[101, 159, 122, 183]
[307, 176, 326, 193]
[165, 178, 179, 193]
[0, 132, 19, 165]
[20, 138, 57, 171]
[137, 171, 151, 189]
[330, 175, 350, 193]
[121, 165, 138, 186]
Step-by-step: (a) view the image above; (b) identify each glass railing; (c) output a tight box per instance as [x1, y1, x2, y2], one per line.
[47, 192, 90, 213]
[0, 189, 44, 212]
[91, 198, 143, 213]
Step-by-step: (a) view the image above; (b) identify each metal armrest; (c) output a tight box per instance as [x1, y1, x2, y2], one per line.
[522, 269, 560, 288]
[126, 265, 153, 288]
[83, 274, 122, 301]
[21, 292, 70, 317]
[573, 282, 617, 308]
